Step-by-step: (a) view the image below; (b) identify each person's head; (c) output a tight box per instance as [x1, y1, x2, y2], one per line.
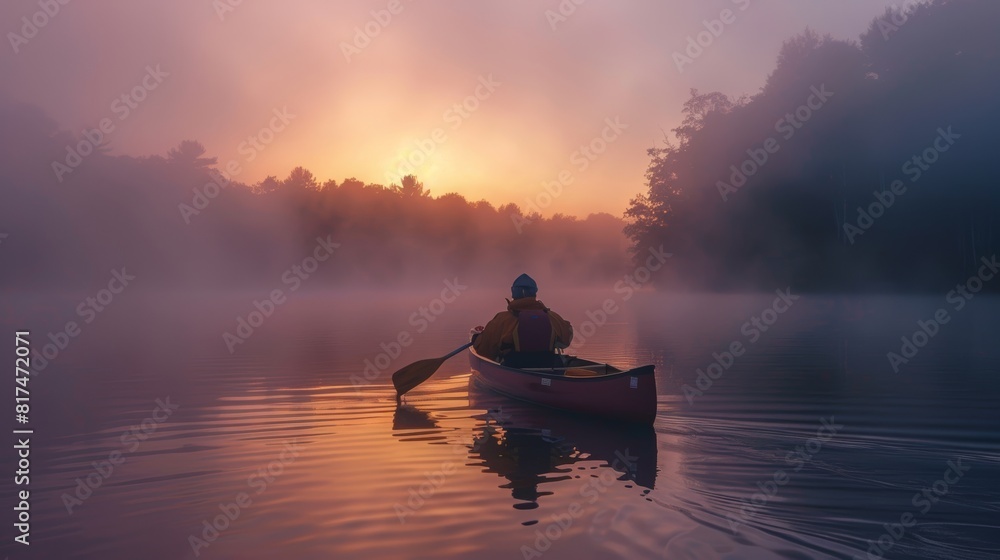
[511, 273, 538, 300]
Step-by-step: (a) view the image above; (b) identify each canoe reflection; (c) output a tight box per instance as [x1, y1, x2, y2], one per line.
[390, 378, 658, 510]
[467, 377, 658, 509]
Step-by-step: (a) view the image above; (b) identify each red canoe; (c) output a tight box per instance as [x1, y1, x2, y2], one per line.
[468, 342, 657, 424]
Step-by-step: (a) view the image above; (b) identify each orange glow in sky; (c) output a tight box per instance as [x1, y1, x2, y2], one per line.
[0, 0, 905, 216]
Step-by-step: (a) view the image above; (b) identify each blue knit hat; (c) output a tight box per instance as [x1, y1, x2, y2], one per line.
[511, 273, 538, 299]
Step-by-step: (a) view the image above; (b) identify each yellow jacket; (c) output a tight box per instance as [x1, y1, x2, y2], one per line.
[473, 297, 573, 360]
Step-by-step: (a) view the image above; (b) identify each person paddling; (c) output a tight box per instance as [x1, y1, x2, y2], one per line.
[392, 274, 574, 401]
[472, 274, 573, 368]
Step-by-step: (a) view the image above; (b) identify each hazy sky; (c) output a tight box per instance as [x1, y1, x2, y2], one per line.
[1, 0, 904, 216]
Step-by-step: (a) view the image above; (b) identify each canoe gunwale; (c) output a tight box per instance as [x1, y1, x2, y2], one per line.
[468, 345, 655, 382]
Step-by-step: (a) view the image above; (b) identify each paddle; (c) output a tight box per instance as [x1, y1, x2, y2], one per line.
[392, 342, 473, 403]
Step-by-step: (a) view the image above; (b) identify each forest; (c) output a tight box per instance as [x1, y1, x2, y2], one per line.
[3, 0, 998, 294]
[625, 0, 1000, 292]
[0, 104, 628, 292]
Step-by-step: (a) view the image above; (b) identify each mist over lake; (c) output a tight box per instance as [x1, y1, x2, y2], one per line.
[3, 0, 1000, 559]
[1, 291, 998, 559]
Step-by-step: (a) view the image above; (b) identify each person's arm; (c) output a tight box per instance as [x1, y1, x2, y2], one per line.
[547, 310, 573, 349]
[473, 313, 507, 359]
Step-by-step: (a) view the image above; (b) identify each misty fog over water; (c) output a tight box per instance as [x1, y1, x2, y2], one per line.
[1, 291, 998, 559]
[4, 290, 1000, 558]
[3, 1, 1000, 559]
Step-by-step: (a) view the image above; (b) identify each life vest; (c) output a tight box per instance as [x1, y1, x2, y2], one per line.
[513, 309, 553, 352]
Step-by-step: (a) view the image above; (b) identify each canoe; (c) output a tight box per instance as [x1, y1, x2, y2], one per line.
[467, 339, 657, 424]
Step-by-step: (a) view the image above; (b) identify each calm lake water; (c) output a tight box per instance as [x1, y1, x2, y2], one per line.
[2, 290, 999, 559]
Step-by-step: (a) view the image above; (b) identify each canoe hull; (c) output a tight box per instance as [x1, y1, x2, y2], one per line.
[468, 347, 657, 424]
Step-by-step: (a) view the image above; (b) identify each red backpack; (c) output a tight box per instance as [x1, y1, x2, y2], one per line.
[513, 309, 553, 352]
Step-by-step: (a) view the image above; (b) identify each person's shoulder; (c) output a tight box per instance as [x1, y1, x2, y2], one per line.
[547, 309, 571, 322]
[489, 310, 513, 322]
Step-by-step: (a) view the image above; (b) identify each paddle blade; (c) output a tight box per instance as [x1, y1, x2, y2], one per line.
[391, 357, 447, 398]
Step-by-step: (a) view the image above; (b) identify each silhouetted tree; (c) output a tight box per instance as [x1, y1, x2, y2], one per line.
[253, 175, 282, 194]
[626, 0, 1000, 291]
[396, 174, 430, 198]
[167, 140, 216, 168]
[283, 166, 319, 190]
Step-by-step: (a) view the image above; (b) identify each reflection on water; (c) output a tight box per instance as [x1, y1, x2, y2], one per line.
[393, 405, 440, 432]
[467, 380, 658, 499]
[1, 291, 998, 559]
[391, 383, 657, 515]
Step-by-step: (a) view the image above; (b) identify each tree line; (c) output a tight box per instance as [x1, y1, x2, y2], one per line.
[0, 108, 628, 291]
[625, 0, 1000, 292]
